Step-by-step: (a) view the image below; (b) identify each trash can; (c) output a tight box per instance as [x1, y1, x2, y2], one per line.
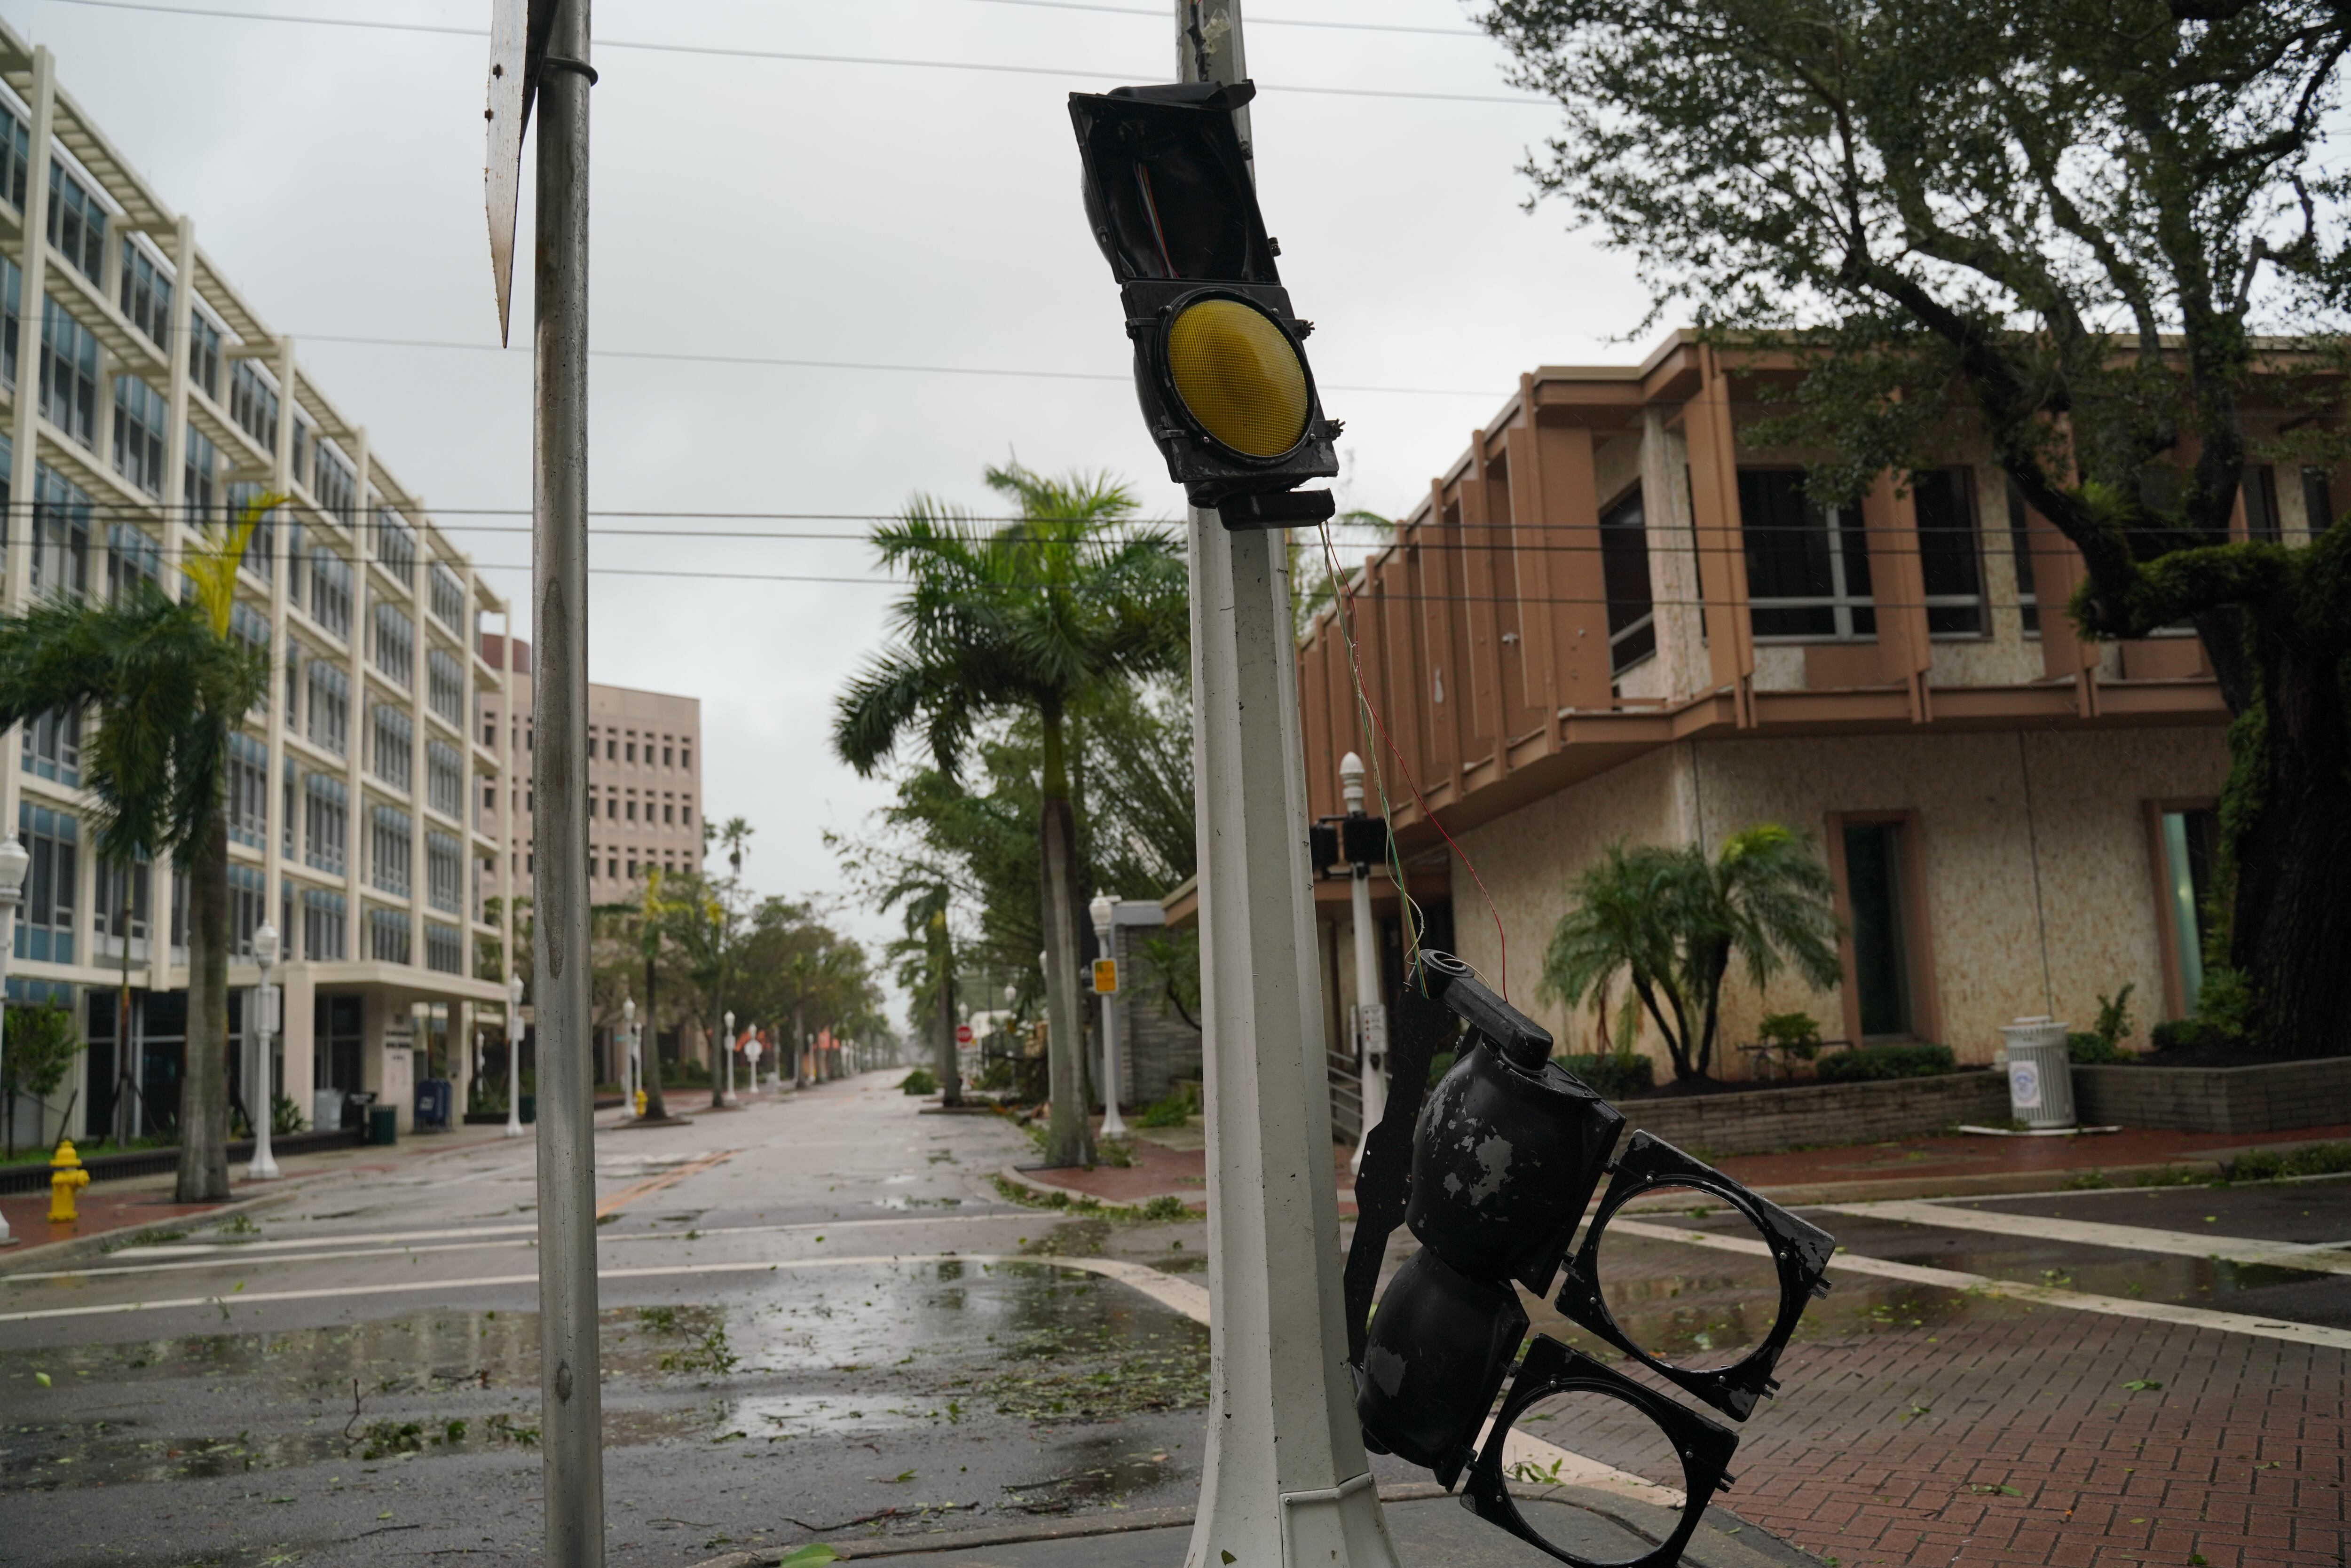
[343, 1089, 378, 1132]
[2000, 1016, 2075, 1129]
[518, 1093, 536, 1125]
[367, 1105, 400, 1146]
[312, 1089, 345, 1135]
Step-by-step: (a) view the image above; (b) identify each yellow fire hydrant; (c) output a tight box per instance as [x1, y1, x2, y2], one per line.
[48, 1138, 90, 1225]
[633, 1088, 647, 1117]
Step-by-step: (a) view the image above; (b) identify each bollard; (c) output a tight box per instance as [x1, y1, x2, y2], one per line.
[48, 1138, 90, 1224]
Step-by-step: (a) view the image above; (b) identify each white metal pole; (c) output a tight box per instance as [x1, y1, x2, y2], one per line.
[249, 923, 280, 1180]
[1091, 893, 1128, 1137]
[1176, 8, 1402, 1564]
[0, 849, 18, 1247]
[530, 1, 606, 1553]
[506, 973, 525, 1138]
[723, 1009, 736, 1104]
[1341, 754, 1385, 1174]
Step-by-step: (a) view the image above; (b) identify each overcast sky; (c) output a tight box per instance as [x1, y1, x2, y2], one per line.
[24, 0, 1655, 1020]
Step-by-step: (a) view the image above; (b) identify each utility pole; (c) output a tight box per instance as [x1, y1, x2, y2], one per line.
[1175, 6, 1403, 1566]
[489, 0, 604, 1555]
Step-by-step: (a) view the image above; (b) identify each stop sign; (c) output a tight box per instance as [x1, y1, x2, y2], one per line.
[955, 1024, 973, 1044]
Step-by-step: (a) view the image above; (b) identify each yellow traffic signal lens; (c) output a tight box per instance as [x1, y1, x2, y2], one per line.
[1166, 298, 1309, 457]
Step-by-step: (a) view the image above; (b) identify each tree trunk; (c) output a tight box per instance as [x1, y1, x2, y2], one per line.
[2225, 637, 2351, 1057]
[640, 952, 669, 1120]
[175, 816, 231, 1202]
[934, 914, 962, 1106]
[1039, 794, 1093, 1166]
[710, 1001, 728, 1108]
[791, 1000, 805, 1091]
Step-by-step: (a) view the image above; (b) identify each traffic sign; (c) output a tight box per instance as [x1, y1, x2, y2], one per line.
[955, 1024, 973, 1045]
[1092, 958, 1119, 995]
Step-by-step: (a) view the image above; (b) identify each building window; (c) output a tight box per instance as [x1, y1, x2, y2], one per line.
[0, 255, 19, 388]
[183, 423, 219, 524]
[430, 564, 465, 630]
[305, 773, 348, 874]
[227, 732, 268, 849]
[374, 508, 418, 586]
[95, 854, 151, 957]
[370, 805, 412, 898]
[39, 299, 99, 447]
[1737, 468, 1875, 642]
[372, 602, 415, 688]
[229, 862, 267, 958]
[426, 921, 463, 975]
[1839, 819, 1916, 1040]
[427, 830, 462, 914]
[0, 107, 25, 212]
[427, 647, 464, 726]
[108, 522, 162, 606]
[303, 887, 348, 961]
[111, 376, 168, 496]
[229, 360, 279, 453]
[283, 756, 295, 857]
[313, 442, 356, 525]
[1596, 487, 1656, 675]
[21, 705, 79, 785]
[30, 465, 91, 598]
[1911, 468, 1986, 637]
[46, 160, 106, 281]
[2241, 465, 2281, 543]
[427, 740, 464, 819]
[2158, 806, 2221, 1015]
[371, 702, 414, 790]
[2004, 482, 2041, 636]
[626, 740, 636, 764]
[2300, 468, 2333, 535]
[308, 547, 353, 641]
[681, 746, 690, 771]
[368, 906, 411, 965]
[188, 309, 222, 401]
[229, 601, 270, 665]
[307, 661, 350, 756]
[16, 802, 78, 963]
[120, 239, 173, 346]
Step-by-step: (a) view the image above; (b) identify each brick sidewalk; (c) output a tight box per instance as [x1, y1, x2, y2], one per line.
[1015, 1122, 2351, 1210]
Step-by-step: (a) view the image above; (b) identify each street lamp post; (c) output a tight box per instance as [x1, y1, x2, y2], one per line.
[722, 1009, 736, 1105]
[743, 1024, 762, 1095]
[622, 997, 637, 1115]
[0, 834, 30, 1246]
[249, 922, 281, 1180]
[1341, 753, 1386, 1174]
[1089, 892, 1127, 1138]
[505, 972, 525, 1138]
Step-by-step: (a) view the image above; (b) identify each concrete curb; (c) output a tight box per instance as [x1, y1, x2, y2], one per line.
[996, 1165, 1204, 1211]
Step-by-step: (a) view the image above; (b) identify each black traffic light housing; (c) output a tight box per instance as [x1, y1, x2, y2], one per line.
[1068, 80, 1341, 529]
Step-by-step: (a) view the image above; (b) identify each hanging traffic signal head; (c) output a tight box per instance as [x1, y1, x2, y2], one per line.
[1068, 80, 1341, 530]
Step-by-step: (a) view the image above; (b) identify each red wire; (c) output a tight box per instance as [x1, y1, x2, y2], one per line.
[1319, 529, 1508, 1001]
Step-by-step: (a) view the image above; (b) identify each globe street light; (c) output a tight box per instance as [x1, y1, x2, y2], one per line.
[505, 971, 525, 1138]
[743, 1023, 762, 1093]
[0, 834, 31, 1247]
[723, 1009, 737, 1105]
[249, 921, 282, 1180]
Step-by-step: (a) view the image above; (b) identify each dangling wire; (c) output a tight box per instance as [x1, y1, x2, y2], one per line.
[1314, 519, 1509, 999]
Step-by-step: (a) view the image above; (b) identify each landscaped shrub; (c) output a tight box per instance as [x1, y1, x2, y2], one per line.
[2150, 1017, 2237, 1054]
[1136, 1095, 1192, 1128]
[1757, 1011, 1824, 1060]
[1816, 1042, 1956, 1083]
[2071, 985, 2137, 1061]
[899, 1066, 939, 1095]
[2225, 1140, 2351, 1182]
[1557, 1052, 1655, 1099]
[2068, 1032, 2132, 1064]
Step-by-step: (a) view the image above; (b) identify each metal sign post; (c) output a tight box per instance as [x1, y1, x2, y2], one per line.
[486, 0, 603, 1559]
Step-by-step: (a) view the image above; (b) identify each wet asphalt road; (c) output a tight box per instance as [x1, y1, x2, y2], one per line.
[0, 1075, 1218, 1566]
[1, 1079, 2343, 1568]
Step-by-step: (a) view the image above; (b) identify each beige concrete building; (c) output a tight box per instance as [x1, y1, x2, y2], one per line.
[1267, 333, 2278, 1120]
[478, 635, 703, 900]
[0, 23, 514, 1147]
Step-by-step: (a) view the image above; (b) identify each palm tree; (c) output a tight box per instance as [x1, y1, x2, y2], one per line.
[1541, 824, 1842, 1084]
[833, 462, 1186, 1166]
[0, 498, 278, 1199]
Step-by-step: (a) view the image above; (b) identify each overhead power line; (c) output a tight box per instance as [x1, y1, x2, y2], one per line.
[42, 0, 1538, 105]
[293, 331, 1505, 399]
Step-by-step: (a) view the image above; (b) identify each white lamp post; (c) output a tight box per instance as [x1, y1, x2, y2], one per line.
[723, 1008, 737, 1104]
[0, 834, 30, 1246]
[622, 996, 638, 1115]
[505, 972, 525, 1138]
[1089, 892, 1128, 1137]
[1341, 753, 1387, 1174]
[249, 921, 281, 1180]
[743, 1024, 762, 1093]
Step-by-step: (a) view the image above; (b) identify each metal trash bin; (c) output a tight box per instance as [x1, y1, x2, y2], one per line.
[2000, 1016, 2075, 1129]
[312, 1089, 344, 1135]
[343, 1089, 378, 1132]
[367, 1105, 399, 1146]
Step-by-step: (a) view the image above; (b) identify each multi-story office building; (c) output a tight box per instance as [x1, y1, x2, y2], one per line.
[0, 25, 516, 1145]
[479, 636, 703, 900]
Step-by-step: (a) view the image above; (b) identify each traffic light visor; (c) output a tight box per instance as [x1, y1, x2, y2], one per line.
[1167, 298, 1309, 457]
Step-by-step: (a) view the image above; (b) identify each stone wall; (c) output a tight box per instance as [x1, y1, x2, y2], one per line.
[2073, 1057, 2351, 1135]
[1608, 1070, 2010, 1158]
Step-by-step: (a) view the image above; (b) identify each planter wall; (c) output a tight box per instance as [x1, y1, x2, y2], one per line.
[2073, 1056, 2351, 1135]
[1614, 1070, 2008, 1158]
